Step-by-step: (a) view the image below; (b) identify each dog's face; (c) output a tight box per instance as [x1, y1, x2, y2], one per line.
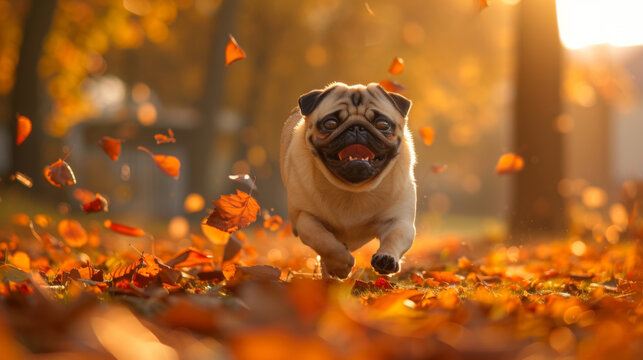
[298, 83, 411, 191]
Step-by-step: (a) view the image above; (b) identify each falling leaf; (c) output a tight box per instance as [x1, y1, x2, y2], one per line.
[82, 193, 109, 214]
[58, 219, 88, 247]
[16, 115, 32, 146]
[154, 128, 176, 144]
[201, 221, 230, 244]
[98, 136, 123, 161]
[228, 174, 257, 191]
[495, 152, 525, 174]
[166, 248, 212, 269]
[419, 126, 435, 146]
[103, 220, 145, 237]
[264, 215, 283, 231]
[364, 2, 375, 16]
[138, 146, 180, 179]
[388, 57, 404, 75]
[379, 80, 407, 93]
[223, 234, 243, 263]
[11, 172, 33, 188]
[44, 155, 76, 187]
[204, 190, 260, 233]
[225, 34, 246, 66]
[431, 163, 447, 173]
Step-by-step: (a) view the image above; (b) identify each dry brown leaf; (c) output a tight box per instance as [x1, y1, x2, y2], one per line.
[379, 80, 407, 93]
[154, 128, 176, 144]
[82, 193, 109, 214]
[419, 126, 435, 146]
[103, 220, 145, 237]
[388, 57, 404, 75]
[16, 115, 31, 146]
[98, 136, 123, 161]
[138, 146, 180, 179]
[225, 34, 246, 66]
[44, 157, 76, 187]
[204, 190, 260, 233]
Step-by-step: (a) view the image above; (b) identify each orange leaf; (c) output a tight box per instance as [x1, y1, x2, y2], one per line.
[264, 215, 283, 231]
[225, 34, 246, 66]
[103, 220, 145, 237]
[379, 80, 406, 93]
[58, 219, 88, 247]
[495, 152, 525, 174]
[429, 271, 462, 284]
[16, 115, 32, 146]
[166, 248, 212, 268]
[431, 163, 447, 173]
[44, 158, 76, 187]
[138, 146, 180, 179]
[98, 136, 122, 161]
[82, 193, 109, 213]
[154, 128, 176, 144]
[419, 126, 435, 146]
[223, 234, 243, 263]
[201, 221, 230, 244]
[388, 57, 404, 75]
[204, 190, 260, 233]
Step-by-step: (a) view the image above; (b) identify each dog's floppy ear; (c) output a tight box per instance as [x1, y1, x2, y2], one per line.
[298, 86, 336, 116]
[376, 85, 412, 118]
[298, 90, 323, 116]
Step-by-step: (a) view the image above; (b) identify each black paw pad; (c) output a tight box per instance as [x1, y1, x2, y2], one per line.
[371, 254, 399, 274]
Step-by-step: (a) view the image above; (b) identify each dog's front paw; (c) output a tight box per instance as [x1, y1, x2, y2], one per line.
[371, 253, 400, 274]
[322, 253, 355, 279]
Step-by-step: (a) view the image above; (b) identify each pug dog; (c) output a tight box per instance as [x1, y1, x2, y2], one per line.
[280, 82, 417, 279]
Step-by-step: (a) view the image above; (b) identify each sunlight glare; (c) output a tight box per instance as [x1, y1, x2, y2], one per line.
[556, 0, 643, 49]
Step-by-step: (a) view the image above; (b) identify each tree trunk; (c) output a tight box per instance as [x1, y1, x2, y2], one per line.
[189, 0, 240, 200]
[10, 0, 57, 187]
[511, 0, 565, 239]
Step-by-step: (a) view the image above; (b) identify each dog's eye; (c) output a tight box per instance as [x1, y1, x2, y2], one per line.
[323, 118, 338, 130]
[375, 119, 391, 131]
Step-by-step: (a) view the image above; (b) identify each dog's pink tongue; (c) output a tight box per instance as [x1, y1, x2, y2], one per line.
[338, 144, 375, 160]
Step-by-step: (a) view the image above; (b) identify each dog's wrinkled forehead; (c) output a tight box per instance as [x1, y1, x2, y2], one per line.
[299, 83, 411, 121]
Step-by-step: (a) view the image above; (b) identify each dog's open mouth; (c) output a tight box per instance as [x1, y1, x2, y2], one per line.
[313, 124, 399, 184]
[326, 144, 387, 165]
[338, 144, 374, 162]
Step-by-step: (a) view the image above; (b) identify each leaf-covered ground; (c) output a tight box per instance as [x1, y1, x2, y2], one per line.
[0, 205, 642, 359]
